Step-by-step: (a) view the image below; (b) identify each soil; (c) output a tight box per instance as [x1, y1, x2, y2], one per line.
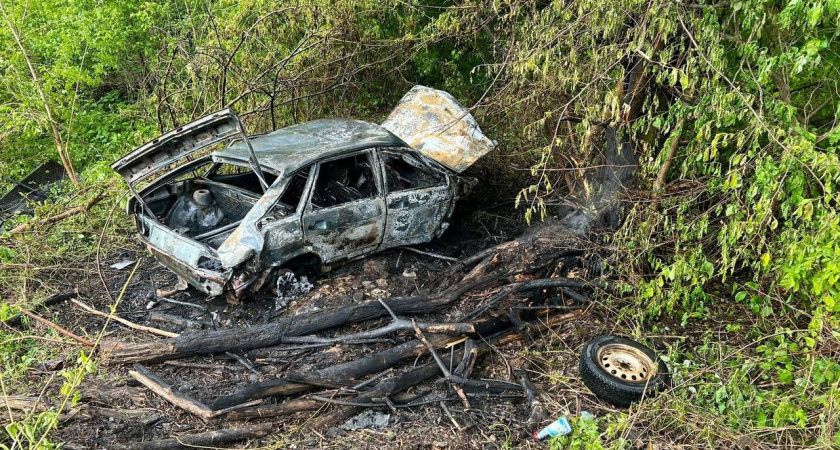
[7, 186, 630, 450]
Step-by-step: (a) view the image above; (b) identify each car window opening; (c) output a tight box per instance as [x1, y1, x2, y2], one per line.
[311, 153, 377, 209]
[381, 150, 445, 192]
[271, 167, 311, 217]
[206, 163, 278, 194]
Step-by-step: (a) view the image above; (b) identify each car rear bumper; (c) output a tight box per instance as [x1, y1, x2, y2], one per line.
[139, 231, 230, 297]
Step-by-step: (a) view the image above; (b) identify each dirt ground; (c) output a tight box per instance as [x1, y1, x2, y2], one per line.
[8, 190, 641, 450]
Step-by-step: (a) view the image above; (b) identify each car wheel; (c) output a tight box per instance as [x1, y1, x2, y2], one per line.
[283, 255, 322, 280]
[579, 335, 670, 407]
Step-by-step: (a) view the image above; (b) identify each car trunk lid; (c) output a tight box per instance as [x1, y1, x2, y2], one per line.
[112, 109, 268, 207]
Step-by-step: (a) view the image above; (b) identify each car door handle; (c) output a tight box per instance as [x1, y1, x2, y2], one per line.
[393, 199, 406, 209]
[314, 220, 331, 231]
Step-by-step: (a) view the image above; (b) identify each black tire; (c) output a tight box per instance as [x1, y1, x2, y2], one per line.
[579, 335, 670, 407]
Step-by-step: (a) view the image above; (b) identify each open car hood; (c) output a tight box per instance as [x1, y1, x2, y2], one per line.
[381, 85, 496, 173]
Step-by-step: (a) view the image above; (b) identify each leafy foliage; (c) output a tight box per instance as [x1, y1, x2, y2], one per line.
[0, 0, 838, 447]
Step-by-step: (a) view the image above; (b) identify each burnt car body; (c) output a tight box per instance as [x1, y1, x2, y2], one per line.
[112, 85, 495, 299]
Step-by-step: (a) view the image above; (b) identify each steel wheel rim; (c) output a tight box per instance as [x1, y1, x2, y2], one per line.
[596, 343, 656, 383]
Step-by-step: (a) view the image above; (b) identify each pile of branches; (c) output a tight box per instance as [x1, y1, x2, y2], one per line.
[89, 223, 608, 448]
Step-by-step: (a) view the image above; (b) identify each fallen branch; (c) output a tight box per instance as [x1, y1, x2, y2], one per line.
[461, 277, 598, 320]
[453, 339, 478, 379]
[121, 422, 275, 450]
[440, 400, 462, 430]
[311, 395, 389, 408]
[561, 287, 590, 303]
[350, 368, 393, 390]
[149, 312, 205, 330]
[130, 364, 265, 421]
[412, 319, 470, 409]
[7, 191, 105, 234]
[163, 361, 228, 370]
[155, 296, 206, 311]
[222, 398, 322, 420]
[18, 309, 93, 347]
[511, 304, 586, 311]
[129, 364, 215, 420]
[71, 299, 178, 338]
[225, 352, 260, 375]
[308, 359, 454, 429]
[401, 246, 458, 262]
[279, 299, 474, 345]
[1, 290, 79, 328]
[81, 405, 161, 425]
[0, 396, 50, 413]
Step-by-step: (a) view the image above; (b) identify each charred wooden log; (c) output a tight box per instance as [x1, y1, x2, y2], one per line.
[119, 423, 275, 450]
[103, 260, 589, 365]
[210, 333, 463, 409]
[308, 311, 582, 429]
[129, 364, 216, 420]
[210, 316, 512, 409]
[221, 398, 322, 420]
[309, 359, 454, 429]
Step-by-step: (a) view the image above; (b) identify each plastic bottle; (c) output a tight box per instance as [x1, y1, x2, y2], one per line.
[533, 416, 572, 440]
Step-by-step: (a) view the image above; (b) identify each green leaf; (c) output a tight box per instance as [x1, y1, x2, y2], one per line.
[778, 369, 793, 384]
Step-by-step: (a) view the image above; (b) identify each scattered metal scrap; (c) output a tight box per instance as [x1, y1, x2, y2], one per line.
[0, 160, 67, 228]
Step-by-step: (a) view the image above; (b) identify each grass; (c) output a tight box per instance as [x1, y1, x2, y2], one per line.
[1, 259, 140, 449]
[0, 180, 138, 448]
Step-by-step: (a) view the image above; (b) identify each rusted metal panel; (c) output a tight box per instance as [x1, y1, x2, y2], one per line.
[303, 197, 386, 264]
[216, 177, 288, 269]
[262, 217, 304, 264]
[381, 185, 452, 247]
[138, 219, 228, 296]
[381, 85, 496, 173]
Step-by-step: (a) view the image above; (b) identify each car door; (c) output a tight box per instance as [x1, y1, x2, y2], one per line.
[302, 150, 386, 263]
[261, 166, 313, 263]
[379, 148, 453, 248]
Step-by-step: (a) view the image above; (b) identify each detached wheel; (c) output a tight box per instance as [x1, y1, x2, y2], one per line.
[579, 335, 670, 407]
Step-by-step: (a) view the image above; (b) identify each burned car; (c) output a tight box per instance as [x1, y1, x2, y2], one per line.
[112, 85, 495, 300]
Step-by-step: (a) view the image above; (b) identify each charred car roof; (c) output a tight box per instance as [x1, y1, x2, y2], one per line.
[213, 118, 407, 176]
